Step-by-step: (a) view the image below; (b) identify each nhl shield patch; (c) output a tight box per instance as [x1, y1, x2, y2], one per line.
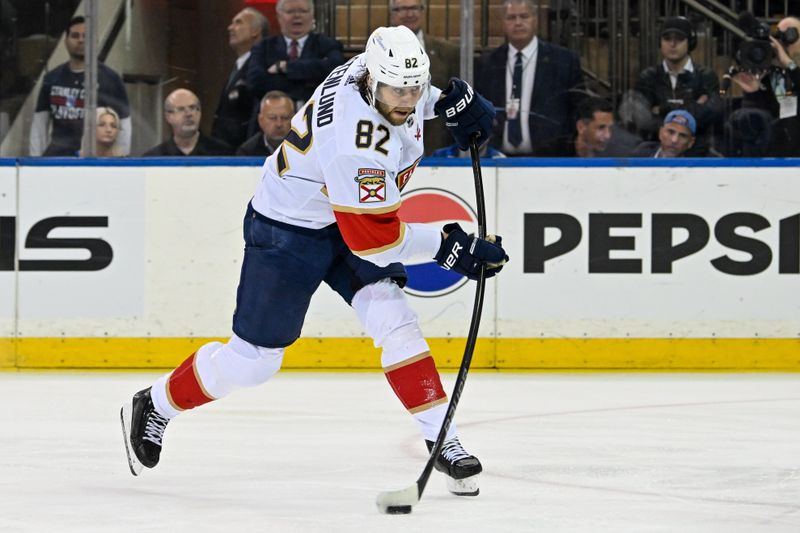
[355, 168, 386, 203]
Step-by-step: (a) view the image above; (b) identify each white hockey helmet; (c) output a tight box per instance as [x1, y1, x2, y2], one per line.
[364, 26, 430, 108]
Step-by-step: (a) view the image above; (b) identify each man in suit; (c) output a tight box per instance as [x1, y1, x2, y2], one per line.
[211, 8, 269, 150]
[247, 0, 344, 110]
[390, 0, 460, 154]
[476, 0, 585, 156]
[236, 90, 295, 156]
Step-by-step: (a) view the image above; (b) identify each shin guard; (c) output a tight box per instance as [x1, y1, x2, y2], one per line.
[384, 353, 447, 414]
[166, 348, 217, 411]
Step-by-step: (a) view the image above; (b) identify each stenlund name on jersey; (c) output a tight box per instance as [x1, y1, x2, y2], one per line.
[316, 58, 356, 128]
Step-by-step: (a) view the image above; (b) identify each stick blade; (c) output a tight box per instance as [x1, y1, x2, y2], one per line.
[376, 484, 419, 515]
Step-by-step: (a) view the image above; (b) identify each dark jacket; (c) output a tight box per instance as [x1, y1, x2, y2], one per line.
[476, 40, 585, 155]
[630, 141, 660, 158]
[247, 33, 345, 105]
[533, 134, 577, 157]
[741, 68, 800, 156]
[142, 133, 232, 156]
[741, 67, 800, 119]
[212, 54, 257, 149]
[236, 132, 278, 157]
[635, 61, 720, 135]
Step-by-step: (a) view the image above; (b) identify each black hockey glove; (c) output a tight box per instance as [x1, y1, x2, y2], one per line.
[434, 223, 509, 280]
[434, 78, 496, 150]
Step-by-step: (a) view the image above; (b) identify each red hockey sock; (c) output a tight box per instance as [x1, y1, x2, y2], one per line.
[384, 353, 447, 413]
[167, 352, 215, 411]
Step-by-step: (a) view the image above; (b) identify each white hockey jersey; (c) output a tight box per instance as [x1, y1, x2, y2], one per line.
[251, 54, 444, 267]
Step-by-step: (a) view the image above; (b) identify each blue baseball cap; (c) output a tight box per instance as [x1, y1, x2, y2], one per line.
[663, 110, 696, 135]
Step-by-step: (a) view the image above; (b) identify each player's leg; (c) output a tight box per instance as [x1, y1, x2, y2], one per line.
[324, 252, 481, 495]
[121, 336, 285, 475]
[351, 278, 482, 495]
[121, 205, 333, 476]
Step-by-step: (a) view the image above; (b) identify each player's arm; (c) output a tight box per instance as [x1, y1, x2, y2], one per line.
[324, 153, 441, 267]
[324, 153, 508, 279]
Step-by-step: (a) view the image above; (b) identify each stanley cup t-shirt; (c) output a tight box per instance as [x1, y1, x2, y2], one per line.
[34, 62, 130, 155]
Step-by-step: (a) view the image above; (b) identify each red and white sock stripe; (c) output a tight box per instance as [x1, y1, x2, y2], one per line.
[384, 352, 447, 413]
[166, 351, 215, 411]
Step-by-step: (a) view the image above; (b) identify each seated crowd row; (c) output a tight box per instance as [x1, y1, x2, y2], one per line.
[29, 1, 800, 159]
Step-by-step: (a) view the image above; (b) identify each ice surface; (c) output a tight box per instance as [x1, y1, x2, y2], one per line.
[0, 371, 798, 532]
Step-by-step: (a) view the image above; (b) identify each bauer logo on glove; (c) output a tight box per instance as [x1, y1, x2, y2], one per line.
[441, 241, 464, 270]
[434, 223, 509, 280]
[442, 84, 474, 119]
[434, 78, 496, 150]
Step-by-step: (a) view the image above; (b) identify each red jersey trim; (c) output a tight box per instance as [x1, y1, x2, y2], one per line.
[334, 208, 405, 255]
[331, 200, 401, 214]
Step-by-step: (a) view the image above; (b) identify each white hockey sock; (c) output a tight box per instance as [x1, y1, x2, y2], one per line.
[150, 336, 284, 418]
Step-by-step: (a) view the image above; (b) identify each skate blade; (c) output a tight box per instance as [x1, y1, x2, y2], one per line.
[120, 403, 143, 476]
[446, 474, 479, 496]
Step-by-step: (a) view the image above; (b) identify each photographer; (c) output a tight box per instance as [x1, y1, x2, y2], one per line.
[633, 16, 720, 156]
[732, 16, 800, 155]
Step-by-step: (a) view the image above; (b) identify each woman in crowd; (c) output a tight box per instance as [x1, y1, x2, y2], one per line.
[79, 106, 123, 157]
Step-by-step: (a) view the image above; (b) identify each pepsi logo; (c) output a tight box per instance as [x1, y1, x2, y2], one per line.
[399, 188, 477, 297]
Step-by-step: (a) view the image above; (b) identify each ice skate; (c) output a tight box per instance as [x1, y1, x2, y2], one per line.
[426, 436, 482, 496]
[120, 387, 170, 476]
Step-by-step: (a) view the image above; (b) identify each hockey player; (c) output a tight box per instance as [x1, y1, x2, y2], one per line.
[121, 25, 507, 497]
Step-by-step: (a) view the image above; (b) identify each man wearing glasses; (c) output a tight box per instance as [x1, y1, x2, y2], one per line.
[248, 0, 345, 110]
[389, 0, 460, 154]
[143, 89, 232, 156]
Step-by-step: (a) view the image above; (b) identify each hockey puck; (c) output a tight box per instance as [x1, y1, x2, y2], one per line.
[385, 505, 412, 514]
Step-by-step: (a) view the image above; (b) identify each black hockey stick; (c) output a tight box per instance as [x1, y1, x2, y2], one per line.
[377, 134, 487, 514]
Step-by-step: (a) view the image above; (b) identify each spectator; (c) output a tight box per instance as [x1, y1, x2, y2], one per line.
[236, 91, 295, 156]
[732, 15, 800, 156]
[247, 0, 344, 109]
[535, 97, 614, 157]
[722, 108, 774, 157]
[632, 16, 719, 155]
[143, 89, 232, 156]
[29, 16, 131, 156]
[632, 109, 696, 158]
[390, 0, 459, 155]
[476, 0, 585, 156]
[211, 8, 270, 150]
[79, 106, 123, 157]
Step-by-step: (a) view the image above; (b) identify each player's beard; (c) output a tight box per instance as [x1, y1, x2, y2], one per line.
[376, 101, 415, 126]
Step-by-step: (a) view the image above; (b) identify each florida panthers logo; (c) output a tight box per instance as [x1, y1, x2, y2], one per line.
[355, 168, 386, 203]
